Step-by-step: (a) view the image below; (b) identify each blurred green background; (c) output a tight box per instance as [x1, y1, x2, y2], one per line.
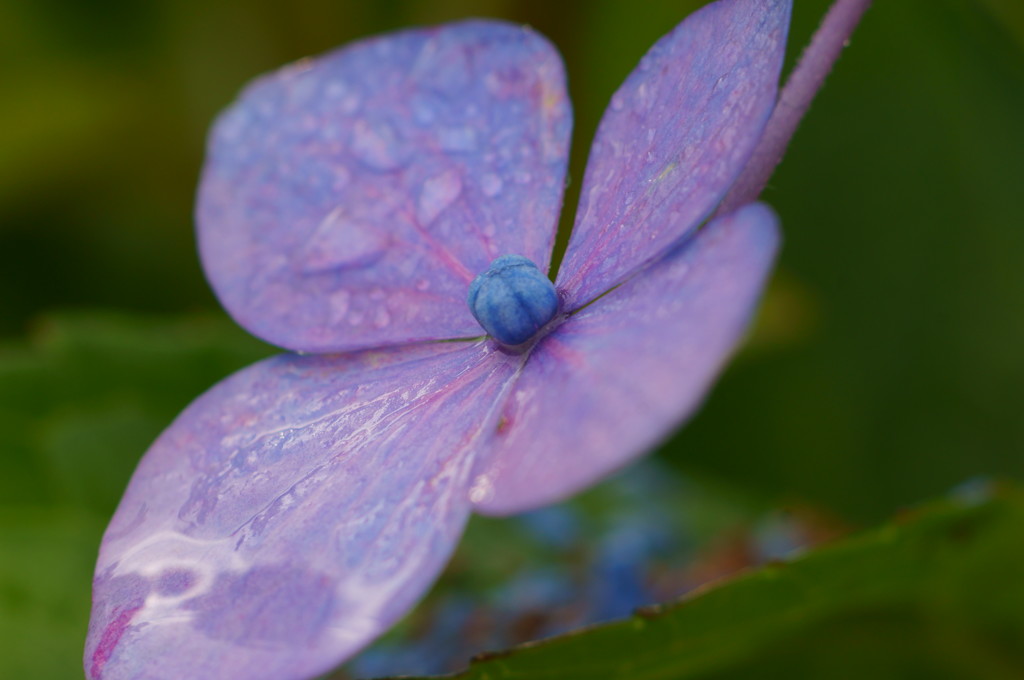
[1, 0, 1023, 678]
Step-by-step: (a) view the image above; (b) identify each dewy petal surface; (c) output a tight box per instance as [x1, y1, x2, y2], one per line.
[85, 341, 519, 680]
[555, 0, 790, 310]
[472, 203, 780, 515]
[198, 20, 571, 353]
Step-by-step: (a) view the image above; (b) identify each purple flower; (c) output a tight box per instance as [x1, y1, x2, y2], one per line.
[85, 1, 869, 678]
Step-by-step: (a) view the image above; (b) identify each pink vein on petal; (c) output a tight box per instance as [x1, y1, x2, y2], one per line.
[89, 604, 142, 679]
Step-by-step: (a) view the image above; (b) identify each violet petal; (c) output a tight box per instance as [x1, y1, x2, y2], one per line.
[556, 0, 790, 310]
[718, 0, 873, 213]
[197, 20, 571, 353]
[86, 341, 519, 680]
[472, 202, 780, 515]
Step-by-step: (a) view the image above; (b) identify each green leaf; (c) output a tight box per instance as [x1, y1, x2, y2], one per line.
[404, 486, 1024, 680]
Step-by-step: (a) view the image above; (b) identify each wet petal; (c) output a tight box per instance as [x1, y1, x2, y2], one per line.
[198, 20, 571, 353]
[86, 341, 519, 680]
[472, 203, 780, 514]
[556, 0, 790, 309]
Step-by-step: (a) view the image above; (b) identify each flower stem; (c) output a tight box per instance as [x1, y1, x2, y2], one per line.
[717, 0, 873, 214]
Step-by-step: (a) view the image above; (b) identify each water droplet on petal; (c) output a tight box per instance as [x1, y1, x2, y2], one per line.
[332, 166, 351, 191]
[481, 173, 503, 197]
[350, 118, 406, 170]
[284, 70, 317, 108]
[469, 475, 494, 504]
[328, 290, 351, 324]
[216, 108, 250, 143]
[611, 92, 626, 111]
[339, 93, 362, 115]
[373, 306, 391, 329]
[412, 95, 438, 125]
[411, 37, 471, 94]
[485, 64, 533, 98]
[299, 207, 387, 274]
[438, 126, 477, 152]
[325, 80, 347, 99]
[417, 169, 462, 226]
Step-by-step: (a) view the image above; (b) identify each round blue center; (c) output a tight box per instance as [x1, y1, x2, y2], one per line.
[467, 255, 559, 346]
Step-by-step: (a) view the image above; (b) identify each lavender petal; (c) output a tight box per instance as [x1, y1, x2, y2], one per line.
[198, 21, 571, 353]
[86, 341, 519, 680]
[556, 0, 790, 310]
[718, 0, 873, 213]
[473, 203, 780, 514]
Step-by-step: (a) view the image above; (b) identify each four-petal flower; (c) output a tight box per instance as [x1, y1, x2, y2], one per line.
[83, 1, 842, 678]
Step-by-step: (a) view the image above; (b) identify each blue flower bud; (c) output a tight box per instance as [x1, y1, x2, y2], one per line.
[467, 255, 559, 346]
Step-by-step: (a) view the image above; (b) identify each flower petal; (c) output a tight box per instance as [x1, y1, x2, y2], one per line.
[471, 203, 780, 515]
[198, 20, 571, 353]
[85, 341, 519, 680]
[556, 0, 790, 309]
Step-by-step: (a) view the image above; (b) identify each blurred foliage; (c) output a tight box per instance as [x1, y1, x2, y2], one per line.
[0, 312, 272, 510]
[0, 509, 105, 680]
[409, 485, 1024, 680]
[1, 0, 1022, 678]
